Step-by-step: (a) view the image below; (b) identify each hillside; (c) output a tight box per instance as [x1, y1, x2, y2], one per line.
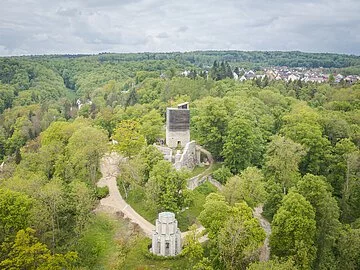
[0, 51, 359, 269]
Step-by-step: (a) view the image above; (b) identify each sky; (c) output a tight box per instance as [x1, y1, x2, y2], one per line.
[1, 0, 360, 56]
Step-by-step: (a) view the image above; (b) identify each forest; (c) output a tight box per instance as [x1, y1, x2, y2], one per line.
[0, 51, 359, 269]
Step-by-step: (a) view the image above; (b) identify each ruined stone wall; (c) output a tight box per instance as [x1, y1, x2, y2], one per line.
[174, 141, 200, 170]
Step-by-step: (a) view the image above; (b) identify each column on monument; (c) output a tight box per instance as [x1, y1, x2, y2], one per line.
[169, 234, 176, 256]
[155, 219, 159, 232]
[176, 230, 182, 254]
[160, 234, 166, 256]
[161, 222, 166, 235]
[151, 232, 158, 255]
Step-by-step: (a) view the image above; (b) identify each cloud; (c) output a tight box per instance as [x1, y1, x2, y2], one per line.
[0, 0, 359, 55]
[176, 26, 188, 33]
[56, 8, 81, 17]
[156, 32, 169, 39]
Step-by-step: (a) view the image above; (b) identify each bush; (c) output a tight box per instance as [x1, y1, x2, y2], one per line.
[143, 250, 184, 261]
[95, 186, 109, 199]
[212, 166, 232, 184]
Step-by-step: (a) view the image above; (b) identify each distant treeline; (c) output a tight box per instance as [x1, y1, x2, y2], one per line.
[12, 50, 360, 69]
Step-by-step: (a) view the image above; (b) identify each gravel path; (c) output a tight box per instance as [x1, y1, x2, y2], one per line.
[97, 152, 155, 237]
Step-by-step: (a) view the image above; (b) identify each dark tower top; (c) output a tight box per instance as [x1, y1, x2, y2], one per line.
[166, 108, 190, 132]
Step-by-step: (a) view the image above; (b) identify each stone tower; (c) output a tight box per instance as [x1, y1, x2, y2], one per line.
[166, 102, 190, 148]
[151, 212, 182, 256]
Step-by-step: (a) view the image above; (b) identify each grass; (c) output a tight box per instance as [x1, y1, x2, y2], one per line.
[118, 183, 158, 224]
[186, 165, 209, 178]
[118, 180, 219, 231]
[208, 161, 223, 174]
[122, 237, 189, 270]
[78, 212, 191, 269]
[76, 213, 129, 270]
[177, 181, 218, 231]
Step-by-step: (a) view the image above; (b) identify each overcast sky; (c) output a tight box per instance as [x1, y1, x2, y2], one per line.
[1, 0, 360, 56]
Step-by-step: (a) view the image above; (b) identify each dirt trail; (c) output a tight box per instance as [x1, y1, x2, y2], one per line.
[253, 205, 271, 261]
[96, 152, 155, 237]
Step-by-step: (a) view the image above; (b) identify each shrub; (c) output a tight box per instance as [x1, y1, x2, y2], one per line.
[212, 166, 232, 184]
[95, 186, 109, 199]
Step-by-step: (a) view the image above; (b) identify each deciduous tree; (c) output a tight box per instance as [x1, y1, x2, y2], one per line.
[218, 202, 266, 270]
[270, 192, 316, 270]
[222, 167, 266, 208]
[146, 160, 188, 212]
[113, 120, 145, 158]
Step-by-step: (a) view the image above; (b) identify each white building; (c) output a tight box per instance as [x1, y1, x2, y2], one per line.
[151, 212, 182, 256]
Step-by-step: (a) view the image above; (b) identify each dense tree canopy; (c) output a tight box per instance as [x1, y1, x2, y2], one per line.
[0, 51, 359, 269]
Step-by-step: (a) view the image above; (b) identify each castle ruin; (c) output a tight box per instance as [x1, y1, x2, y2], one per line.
[155, 102, 201, 170]
[166, 102, 190, 148]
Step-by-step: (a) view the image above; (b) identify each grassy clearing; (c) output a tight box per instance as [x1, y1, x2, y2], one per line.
[118, 183, 158, 224]
[177, 181, 218, 231]
[122, 237, 189, 270]
[76, 212, 129, 270]
[118, 180, 218, 231]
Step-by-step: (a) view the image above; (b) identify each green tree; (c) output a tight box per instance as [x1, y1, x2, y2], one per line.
[296, 174, 341, 270]
[66, 126, 108, 184]
[211, 165, 232, 184]
[138, 145, 163, 184]
[0, 228, 77, 270]
[328, 139, 360, 222]
[193, 258, 214, 270]
[0, 189, 33, 242]
[222, 117, 264, 174]
[222, 167, 266, 208]
[5, 116, 33, 156]
[327, 138, 358, 198]
[218, 202, 266, 270]
[182, 224, 204, 268]
[337, 226, 360, 270]
[113, 120, 146, 158]
[68, 180, 95, 236]
[37, 178, 66, 252]
[281, 103, 331, 175]
[146, 160, 188, 212]
[139, 109, 163, 144]
[270, 192, 316, 270]
[264, 135, 306, 194]
[248, 258, 297, 270]
[263, 180, 284, 221]
[192, 97, 229, 159]
[198, 193, 231, 239]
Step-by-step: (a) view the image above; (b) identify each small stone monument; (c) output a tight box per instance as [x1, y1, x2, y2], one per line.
[151, 212, 182, 256]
